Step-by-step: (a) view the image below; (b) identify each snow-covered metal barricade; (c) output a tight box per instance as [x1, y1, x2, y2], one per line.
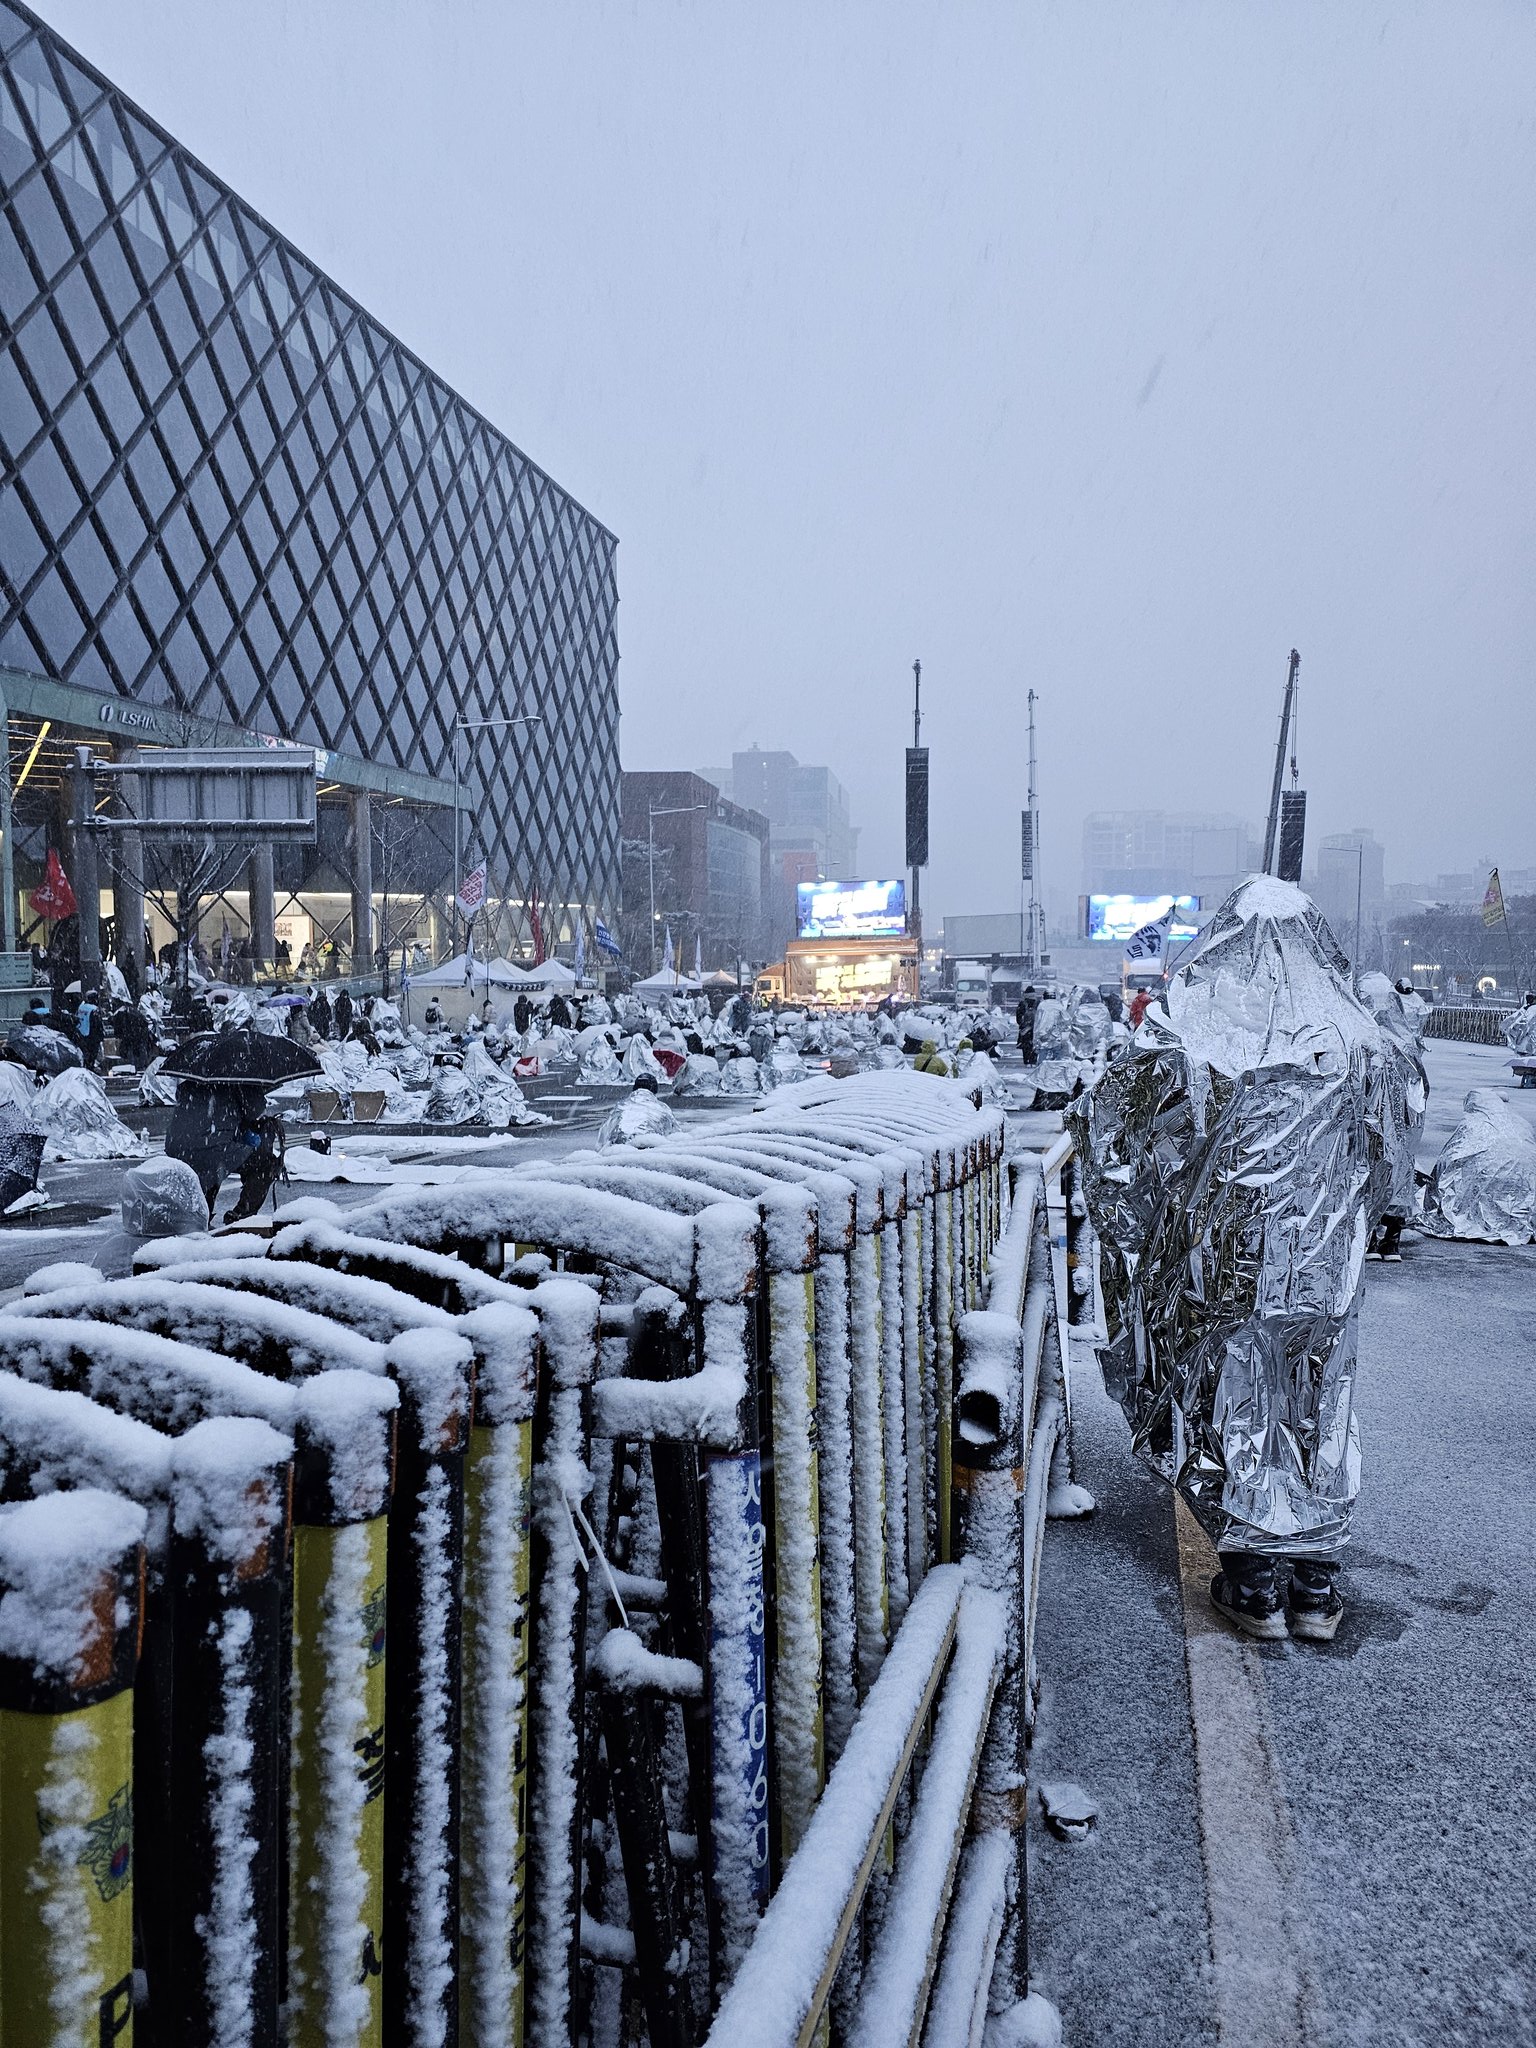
[0, 1068, 1064, 2048]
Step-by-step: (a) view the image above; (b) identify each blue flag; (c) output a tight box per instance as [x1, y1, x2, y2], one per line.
[595, 918, 622, 959]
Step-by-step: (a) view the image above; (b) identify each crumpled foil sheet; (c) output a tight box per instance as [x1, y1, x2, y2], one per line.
[1421, 1088, 1536, 1245]
[1068, 876, 1391, 1556]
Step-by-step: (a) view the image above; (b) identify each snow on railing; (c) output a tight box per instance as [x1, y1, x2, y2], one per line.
[0, 1069, 1069, 2048]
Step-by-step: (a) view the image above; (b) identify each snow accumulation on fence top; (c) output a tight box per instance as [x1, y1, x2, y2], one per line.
[383, 1327, 472, 1447]
[0, 1487, 146, 1681]
[0, 1316, 397, 1520]
[707, 1565, 967, 2048]
[5, 1274, 386, 1378]
[455, 1302, 538, 1425]
[0, 1372, 173, 1509]
[0, 1315, 295, 1433]
[620, 1137, 859, 1253]
[591, 1151, 822, 1270]
[589, 1356, 746, 1449]
[271, 1218, 529, 1312]
[343, 1175, 755, 1300]
[710, 1133, 887, 1232]
[170, 1415, 292, 1567]
[529, 1276, 601, 1390]
[21, 1261, 102, 1296]
[133, 1231, 272, 1271]
[346, 1175, 676, 1274]
[125, 1256, 456, 1341]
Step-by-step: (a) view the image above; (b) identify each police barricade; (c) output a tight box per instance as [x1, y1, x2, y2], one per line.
[0, 1069, 1061, 2048]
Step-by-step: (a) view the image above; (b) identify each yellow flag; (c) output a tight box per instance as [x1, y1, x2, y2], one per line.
[1481, 869, 1505, 929]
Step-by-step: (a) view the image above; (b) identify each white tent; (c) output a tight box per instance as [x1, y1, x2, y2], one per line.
[518, 959, 579, 987]
[632, 968, 704, 995]
[410, 953, 526, 988]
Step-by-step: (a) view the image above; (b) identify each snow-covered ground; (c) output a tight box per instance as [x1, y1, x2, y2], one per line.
[1419, 1035, 1536, 1163]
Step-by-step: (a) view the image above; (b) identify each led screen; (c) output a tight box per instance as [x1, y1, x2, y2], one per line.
[1085, 894, 1201, 944]
[796, 878, 907, 939]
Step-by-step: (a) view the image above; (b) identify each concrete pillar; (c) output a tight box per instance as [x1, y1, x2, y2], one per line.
[70, 749, 101, 998]
[348, 790, 373, 974]
[112, 744, 145, 986]
[248, 844, 276, 971]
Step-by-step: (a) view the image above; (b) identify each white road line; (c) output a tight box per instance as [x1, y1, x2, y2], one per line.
[1174, 1497, 1317, 2048]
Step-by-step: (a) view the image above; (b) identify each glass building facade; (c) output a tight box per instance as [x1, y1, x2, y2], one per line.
[0, 0, 619, 958]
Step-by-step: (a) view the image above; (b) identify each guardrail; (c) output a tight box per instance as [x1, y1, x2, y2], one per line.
[0, 1071, 1072, 2048]
[1425, 1004, 1516, 1045]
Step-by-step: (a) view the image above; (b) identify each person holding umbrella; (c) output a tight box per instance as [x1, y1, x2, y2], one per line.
[162, 1023, 323, 1226]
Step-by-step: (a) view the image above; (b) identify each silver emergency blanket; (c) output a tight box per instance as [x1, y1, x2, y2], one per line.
[1504, 1006, 1536, 1058]
[1357, 972, 1429, 1220]
[1066, 991, 1112, 1060]
[1068, 876, 1388, 1557]
[121, 1155, 209, 1237]
[1421, 1089, 1536, 1245]
[424, 1065, 480, 1125]
[599, 1090, 677, 1149]
[34, 1067, 148, 1162]
[671, 1054, 722, 1098]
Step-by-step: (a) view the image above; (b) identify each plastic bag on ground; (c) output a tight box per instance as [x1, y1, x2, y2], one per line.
[1420, 1089, 1536, 1245]
[121, 1156, 210, 1238]
[35, 1066, 149, 1161]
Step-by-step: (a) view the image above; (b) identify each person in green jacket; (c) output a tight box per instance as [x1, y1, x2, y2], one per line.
[912, 1039, 950, 1077]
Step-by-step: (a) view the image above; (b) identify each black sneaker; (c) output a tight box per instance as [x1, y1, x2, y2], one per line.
[1210, 1557, 1287, 1641]
[1287, 1561, 1344, 1642]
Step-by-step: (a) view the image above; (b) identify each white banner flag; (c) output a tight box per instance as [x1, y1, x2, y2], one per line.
[1124, 906, 1174, 962]
[456, 862, 487, 919]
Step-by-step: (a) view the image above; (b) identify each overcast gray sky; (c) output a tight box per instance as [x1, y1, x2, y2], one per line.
[40, 0, 1536, 926]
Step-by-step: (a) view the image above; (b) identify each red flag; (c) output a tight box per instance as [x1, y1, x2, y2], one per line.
[28, 849, 77, 921]
[529, 885, 546, 965]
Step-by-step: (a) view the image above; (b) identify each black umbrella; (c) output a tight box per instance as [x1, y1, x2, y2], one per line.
[5, 1024, 83, 1077]
[160, 1025, 324, 1087]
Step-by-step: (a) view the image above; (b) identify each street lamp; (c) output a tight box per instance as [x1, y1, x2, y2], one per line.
[453, 712, 542, 953]
[647, 801, 707, 974]
[1350, 841, 1364, 975]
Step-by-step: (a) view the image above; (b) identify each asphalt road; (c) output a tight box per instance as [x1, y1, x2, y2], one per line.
[1028, 1035, 1536, 2046]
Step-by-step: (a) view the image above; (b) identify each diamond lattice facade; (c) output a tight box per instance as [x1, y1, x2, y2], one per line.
[0, 0, 619, 954]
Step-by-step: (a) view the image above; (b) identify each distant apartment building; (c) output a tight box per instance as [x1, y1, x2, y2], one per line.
[619, 770, 770, 972]
[1309, 829, 1387, 948]
[720, 747, 861, 955]
[1080, 810, 1262, 920]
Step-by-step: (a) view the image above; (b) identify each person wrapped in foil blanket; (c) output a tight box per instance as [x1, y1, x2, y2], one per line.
[1067, 875, 1409, 1643]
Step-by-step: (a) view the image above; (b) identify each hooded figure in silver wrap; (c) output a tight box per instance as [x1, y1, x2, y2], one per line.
[1357, 971, 1429, 1259]
[1067, 876, 1390, 1642]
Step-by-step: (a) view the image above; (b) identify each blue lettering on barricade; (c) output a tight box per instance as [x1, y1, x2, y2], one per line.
[714, 1447, 772, 1903]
